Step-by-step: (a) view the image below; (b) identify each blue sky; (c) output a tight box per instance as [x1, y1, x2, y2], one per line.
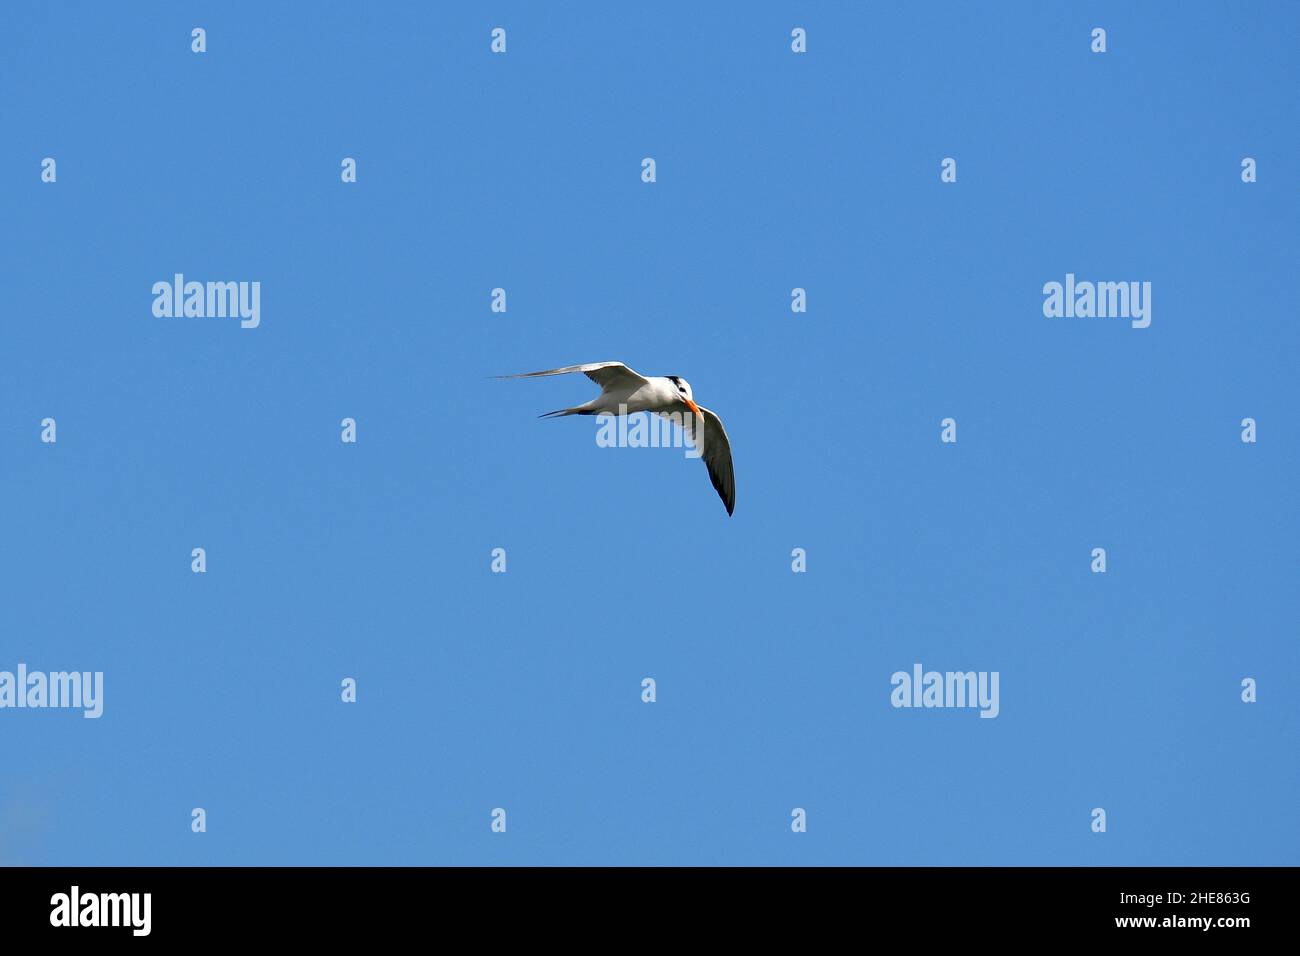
[1, 1, 1296, 865]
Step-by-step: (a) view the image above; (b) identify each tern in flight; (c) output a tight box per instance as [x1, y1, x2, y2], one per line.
[497, 361, 736, 516]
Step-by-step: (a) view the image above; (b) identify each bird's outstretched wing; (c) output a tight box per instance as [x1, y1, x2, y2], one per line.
[495, 362, 648, 392]
[674, 406, 735, 516]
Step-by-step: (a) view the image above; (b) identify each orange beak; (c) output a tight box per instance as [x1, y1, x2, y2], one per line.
[684, 398, 702, 417]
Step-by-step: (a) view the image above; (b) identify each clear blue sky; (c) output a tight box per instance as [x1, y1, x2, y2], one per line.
[2, 1, 1296, 865]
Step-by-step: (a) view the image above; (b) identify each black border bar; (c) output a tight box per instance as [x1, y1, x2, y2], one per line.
[0, 866, 1286, 941]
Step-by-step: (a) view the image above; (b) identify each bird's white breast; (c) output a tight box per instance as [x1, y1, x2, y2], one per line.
[597, 376, 678, 414]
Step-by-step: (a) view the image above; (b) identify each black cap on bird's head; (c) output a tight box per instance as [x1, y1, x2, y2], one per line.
[666, 376, 701, 416]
